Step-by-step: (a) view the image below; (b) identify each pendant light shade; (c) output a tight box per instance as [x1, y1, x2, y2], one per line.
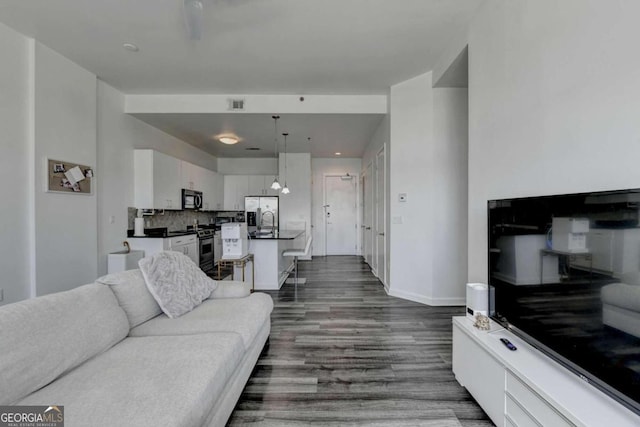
[281, 132, 290, 195]
[271, 115, 281, 190]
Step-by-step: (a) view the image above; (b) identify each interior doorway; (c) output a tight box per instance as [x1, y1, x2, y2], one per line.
[324, 174, 358, 255]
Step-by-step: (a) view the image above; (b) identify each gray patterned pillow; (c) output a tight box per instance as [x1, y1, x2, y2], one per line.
[138, 251, 217, 318]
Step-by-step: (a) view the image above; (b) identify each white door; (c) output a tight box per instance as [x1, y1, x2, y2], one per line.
[375, 146, 386, 285]
[325, 175, 358, 255]
[364, 163, 373, 267]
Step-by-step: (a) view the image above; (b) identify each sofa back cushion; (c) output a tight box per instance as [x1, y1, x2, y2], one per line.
[0, 283, 129, 404]
[96, 269, 162, 328]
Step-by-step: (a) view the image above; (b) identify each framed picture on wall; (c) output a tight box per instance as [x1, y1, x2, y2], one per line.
[46, 158, 94, 195]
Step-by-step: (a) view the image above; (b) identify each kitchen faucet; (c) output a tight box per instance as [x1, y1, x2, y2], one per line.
[260, 211, 276, 234]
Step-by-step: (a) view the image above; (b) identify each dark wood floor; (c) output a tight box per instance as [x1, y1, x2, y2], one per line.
[228, 256, 493, 426]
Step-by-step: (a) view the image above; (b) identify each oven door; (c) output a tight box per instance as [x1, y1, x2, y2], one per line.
[199, 237, 214, 269]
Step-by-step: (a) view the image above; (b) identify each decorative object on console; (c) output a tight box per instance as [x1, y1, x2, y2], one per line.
[473, 314, 491, 331]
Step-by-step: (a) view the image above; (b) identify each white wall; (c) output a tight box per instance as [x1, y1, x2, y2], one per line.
[389, 73, 436, 304]
[311, 158, 362, 256]
[279, 153, 312, 257]
[467, 0, 640, 283]
[0, 23, 30, 305]
[217, 158, 277, 175]
[432, 88, 468, 302]
[387, 74, 468, 306]
[33, 42, 98, 297]
[97, 81, 219, 275]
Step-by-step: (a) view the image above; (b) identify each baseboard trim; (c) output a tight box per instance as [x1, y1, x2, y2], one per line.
[387, 288, 465, 307]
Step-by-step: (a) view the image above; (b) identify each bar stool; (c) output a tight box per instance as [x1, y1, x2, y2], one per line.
[283, 236, 313, 285]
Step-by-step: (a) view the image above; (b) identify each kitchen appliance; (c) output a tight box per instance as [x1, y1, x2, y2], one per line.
[182, 189, 203, 210]
[221, 222, 248, 259]
[245, 196, 278, 232]
[197, 228, 215, 274]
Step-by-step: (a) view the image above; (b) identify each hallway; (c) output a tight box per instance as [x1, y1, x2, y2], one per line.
[229, 256, 492, 426]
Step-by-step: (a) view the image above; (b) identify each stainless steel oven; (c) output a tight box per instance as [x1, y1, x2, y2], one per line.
[197, 229, 214, 274]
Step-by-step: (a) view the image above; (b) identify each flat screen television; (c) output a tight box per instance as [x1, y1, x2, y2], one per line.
[488, 188, 640, 415]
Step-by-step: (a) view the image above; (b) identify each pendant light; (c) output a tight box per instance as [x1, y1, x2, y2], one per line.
[270, 115, 282, 190]
[281, 132, 290, 194]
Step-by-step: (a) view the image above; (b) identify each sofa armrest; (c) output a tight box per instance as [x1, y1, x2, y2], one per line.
[209, 281, 251, 299]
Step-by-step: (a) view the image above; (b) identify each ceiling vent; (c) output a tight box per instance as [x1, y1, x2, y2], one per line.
[228, 98, 246, 111]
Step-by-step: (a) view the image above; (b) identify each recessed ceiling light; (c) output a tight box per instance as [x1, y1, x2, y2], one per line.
[219, 135, 239, 145]
[123, 43, 139, 52]
[335, 152, 342, 156]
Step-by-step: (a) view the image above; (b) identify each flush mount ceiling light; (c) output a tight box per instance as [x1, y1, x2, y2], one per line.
[281, 132, 290, 195]
[270, 115, 282, 190]
[123, 43, 139, 52]
[335, 152, 342, 156]
[218, 135, 239, 145]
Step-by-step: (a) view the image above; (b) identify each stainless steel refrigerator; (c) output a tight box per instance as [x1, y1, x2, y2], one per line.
[245, 196, 279, 232]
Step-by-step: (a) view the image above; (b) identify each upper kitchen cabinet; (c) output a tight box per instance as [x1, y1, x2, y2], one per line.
[248, 175, 279, 196]
[181, 161, 201, 191]
[134, 149, 182, 210]
[201, 169, 223, 211]
[223, 175, 249, 210]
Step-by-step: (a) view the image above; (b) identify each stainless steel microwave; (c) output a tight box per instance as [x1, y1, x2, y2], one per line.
[182, 189, 203, 210]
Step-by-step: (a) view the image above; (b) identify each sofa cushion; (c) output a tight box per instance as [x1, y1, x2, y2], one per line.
[17, 333, 245, 427]
[130, 292, 274, 349]
[210, 280, 251, 299]
[139, 251, 217, 318]
[0, 284, 129, 404]
[96, 269, 162, 328]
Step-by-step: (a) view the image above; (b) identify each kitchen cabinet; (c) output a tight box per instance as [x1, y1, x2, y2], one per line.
[223, 175, 249, 210]
[201, 169, 223, 211]
[127, 235, 198, 265]
[134, 149, 182, 210]
[249, 175, 279, 196]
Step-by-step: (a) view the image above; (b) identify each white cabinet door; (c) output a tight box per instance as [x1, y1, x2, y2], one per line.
[181, 160, 195, 190]
[201, 168, 215, 211]
[134, 149, 182, 210]
[212, 172, 224, 210]
[224, 175, 249, 210]
[154, 152, 182, 209]
[248, 175, 265, 196]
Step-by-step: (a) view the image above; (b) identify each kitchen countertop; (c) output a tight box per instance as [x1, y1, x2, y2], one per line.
[249, 230, 304, 240]
[127, 228, 197, 238]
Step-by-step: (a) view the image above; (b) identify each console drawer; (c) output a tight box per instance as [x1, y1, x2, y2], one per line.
[506, 371, 574, 427]
[505, 395, 538, 427]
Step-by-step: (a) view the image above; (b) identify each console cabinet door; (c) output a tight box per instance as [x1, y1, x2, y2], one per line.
[453, 324, 505, 427]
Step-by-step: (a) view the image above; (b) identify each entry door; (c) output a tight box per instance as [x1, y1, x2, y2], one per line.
[325, 175, 358, 255]
[375, 146, 386, 285]
[363, 164, 373, 266]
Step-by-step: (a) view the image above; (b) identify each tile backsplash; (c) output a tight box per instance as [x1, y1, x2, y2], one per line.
[127, 208, 241, 231]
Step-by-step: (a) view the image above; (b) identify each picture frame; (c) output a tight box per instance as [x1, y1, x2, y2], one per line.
[46, 158, 94, 195]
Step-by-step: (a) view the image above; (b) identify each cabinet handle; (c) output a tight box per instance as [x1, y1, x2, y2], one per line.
[378, 233, 385, 236]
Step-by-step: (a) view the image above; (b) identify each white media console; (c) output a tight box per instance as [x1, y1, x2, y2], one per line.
[452, 316, 640, 427]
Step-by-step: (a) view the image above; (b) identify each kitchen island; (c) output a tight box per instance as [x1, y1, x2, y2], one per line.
[247, 229, 305, 290]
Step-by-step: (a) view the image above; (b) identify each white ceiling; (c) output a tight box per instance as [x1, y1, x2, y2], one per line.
[0, 0, 478, 157]
[132, 113, 385, 158]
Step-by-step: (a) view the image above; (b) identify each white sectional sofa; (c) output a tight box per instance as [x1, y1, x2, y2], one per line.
[0, 269, 273, 427]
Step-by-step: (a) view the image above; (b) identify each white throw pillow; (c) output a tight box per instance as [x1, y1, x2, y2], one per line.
[96, 269, 162, 327]
[138, 251, 217, 318]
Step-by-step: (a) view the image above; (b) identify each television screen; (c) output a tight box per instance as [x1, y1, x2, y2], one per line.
[488, 188, 640, 415]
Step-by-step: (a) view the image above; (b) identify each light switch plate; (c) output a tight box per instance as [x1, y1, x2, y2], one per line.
[399, 193, 407, 202]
